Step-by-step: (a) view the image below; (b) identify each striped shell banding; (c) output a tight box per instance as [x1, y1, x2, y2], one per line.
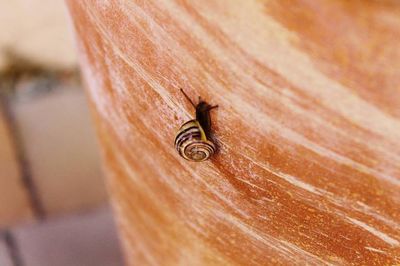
[174, 89, 217, 162]
[175, 120, 216, 161]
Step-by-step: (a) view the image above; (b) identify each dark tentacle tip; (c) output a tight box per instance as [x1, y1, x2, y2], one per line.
[208, 105, 218, 111]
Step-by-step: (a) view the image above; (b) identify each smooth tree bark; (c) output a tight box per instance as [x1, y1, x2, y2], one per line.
[66, 1, 400, 265]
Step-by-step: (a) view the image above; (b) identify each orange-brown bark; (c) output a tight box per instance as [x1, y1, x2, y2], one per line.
[66, 1, 400, 265]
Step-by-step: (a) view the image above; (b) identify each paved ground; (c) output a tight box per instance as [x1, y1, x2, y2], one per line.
[0, 206, 124, 266]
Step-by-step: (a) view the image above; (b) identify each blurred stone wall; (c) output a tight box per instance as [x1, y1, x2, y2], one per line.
[0, 0, 77, 70]
[0, 0, 107, 228]
[0, 3, 122, 265]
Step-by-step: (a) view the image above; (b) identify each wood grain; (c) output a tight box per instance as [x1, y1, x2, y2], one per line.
[66, 0, 400, 265]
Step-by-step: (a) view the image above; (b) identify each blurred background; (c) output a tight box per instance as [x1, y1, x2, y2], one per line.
[0, 0, 123, 265]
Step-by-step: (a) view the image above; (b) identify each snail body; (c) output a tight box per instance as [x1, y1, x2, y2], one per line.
[174, 90, 217, 162]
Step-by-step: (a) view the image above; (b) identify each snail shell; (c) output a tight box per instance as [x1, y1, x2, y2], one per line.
[174, 120, 216, 162]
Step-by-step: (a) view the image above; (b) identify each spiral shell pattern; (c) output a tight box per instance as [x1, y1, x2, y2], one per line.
[175, 120, 216, 162]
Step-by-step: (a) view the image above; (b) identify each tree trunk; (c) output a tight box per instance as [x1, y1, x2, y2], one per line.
[66, 1, 400, 265]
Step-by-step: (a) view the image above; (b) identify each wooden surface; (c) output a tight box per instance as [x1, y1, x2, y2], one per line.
[66, 1, 400, 265]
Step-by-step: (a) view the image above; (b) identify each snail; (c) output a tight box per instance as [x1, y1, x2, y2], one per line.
[174, 89, 218, 162]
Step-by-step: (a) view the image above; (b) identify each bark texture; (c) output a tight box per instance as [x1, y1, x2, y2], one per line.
[66, 1, 400, 265]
